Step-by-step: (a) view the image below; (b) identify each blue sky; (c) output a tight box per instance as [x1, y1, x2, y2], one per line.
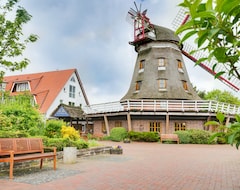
[5, 0, 238, 104]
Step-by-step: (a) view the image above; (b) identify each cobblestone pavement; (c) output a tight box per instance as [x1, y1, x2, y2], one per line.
[1, 141, 240, 190]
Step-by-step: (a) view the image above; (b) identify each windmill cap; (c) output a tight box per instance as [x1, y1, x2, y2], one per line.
[153, 24, 180, 43]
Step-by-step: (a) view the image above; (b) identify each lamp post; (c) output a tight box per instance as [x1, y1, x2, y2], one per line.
[0, 82, 7, 103]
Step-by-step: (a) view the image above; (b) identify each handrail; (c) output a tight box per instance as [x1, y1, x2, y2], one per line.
[84, 99, 240, 115]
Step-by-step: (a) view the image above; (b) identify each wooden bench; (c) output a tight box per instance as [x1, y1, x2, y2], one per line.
[0, 138, 57, 179]
[160, 134, 180, 144]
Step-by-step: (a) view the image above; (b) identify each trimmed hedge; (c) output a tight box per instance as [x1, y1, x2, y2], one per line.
[44, 138, 89, 151]
[110, 127, 127, 142]
[175, 129, 212, 144]
[128, 131, 159, 142]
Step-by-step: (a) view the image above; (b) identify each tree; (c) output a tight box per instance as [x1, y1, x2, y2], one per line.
[202, 89, 240, 105]
[0, 0, 38, 81]
[176, 0, 240, 80]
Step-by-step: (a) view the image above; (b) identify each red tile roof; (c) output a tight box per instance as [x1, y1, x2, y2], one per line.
[3, 69, 89, 114]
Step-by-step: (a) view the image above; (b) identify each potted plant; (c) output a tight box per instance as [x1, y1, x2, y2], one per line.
[61, 126, 80, 164]
[110, 145, 123, 154]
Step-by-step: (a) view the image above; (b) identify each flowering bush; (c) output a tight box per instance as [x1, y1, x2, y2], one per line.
[112, 145, 122, 149]
[61, 126, 80, 140]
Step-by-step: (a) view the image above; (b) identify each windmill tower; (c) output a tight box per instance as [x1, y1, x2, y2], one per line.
[122, 3, 200, 100]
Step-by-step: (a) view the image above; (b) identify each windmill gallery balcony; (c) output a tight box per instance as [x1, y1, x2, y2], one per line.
[84, 99, 240, 116]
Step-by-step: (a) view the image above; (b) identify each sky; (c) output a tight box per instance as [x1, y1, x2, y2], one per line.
[4, 0, 239, 104]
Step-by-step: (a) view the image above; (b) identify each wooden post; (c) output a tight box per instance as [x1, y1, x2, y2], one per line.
[166, 114, 169, 134]
[104, 115, 110, 136]
[127, 113, 132, 131]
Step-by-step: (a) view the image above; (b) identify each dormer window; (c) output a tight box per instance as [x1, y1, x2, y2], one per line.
[12, 82, 29, 92]
[139, 60, 145, 73]
[70, 77, 75, 82]
[158, 57, 166, 70]
[177, 59, 184, 73]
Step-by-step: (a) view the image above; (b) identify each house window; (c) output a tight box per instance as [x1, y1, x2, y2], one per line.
[115, 121, 122, 128]
[135, 81, 142, 91]
[182, 81, 188, 91]
[177, 59, 184, 73]
[69, 85, 76, 98]
[139, 60, 145, 73]
[158, 57, 166, 70]
[158, 79, 167, 90]
[102, 122, 107, 134]
[12, 82, 29, 92]
[149, 121, 161, 132]
[175, 122, 186, 131]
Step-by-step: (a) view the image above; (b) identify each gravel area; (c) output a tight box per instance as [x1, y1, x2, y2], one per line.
[0, 166, 81, 185]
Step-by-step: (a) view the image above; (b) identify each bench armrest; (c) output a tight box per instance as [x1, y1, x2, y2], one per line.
[43, 147, 57, 153]
[0, 150, 14, 155]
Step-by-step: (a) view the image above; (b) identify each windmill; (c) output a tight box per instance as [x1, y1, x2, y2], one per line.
[122, 2, 200, 100]
[122, 2, 239, 101]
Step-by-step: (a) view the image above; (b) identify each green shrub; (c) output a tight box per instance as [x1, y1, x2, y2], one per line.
[110, 127, 127, 142]
[174, 130, 191, 144]
[128, 131, 140, 141]
[45, 138, 66, 151]
[102, 135, 111, 141]
[44, 138, 89, 151]
[0, 130, 29, 138]
[87, 139, 100, 147]
[128, 131, 159, 142]
[188, 129, 212, 144]
[44, 120, 66, 138]
[141, 132, 159, 142]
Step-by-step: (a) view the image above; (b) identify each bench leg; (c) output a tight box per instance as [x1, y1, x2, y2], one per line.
[53, 155, 56, 170]
[9, 161, 14, 179]
[40, 158, 43, 169]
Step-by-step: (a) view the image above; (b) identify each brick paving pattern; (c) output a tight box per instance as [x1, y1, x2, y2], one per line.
[1, 141, 240, 190]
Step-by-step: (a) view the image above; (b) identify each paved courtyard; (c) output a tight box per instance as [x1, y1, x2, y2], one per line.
[1, 141, 240, 190]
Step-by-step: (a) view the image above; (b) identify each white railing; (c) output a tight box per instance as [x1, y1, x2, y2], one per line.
[84, 99, 240, 115]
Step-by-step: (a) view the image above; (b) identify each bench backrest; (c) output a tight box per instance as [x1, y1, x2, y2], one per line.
[0, 138, 43, 155]
[161, 134, 179, 139]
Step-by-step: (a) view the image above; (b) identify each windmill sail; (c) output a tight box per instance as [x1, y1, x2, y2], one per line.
[172, 8, 240, 92]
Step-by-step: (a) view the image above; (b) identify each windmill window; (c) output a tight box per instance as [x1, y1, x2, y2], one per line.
[139, 60, 145, 73]
[177, 59, 184, 73]
[149, 121, 161, 132]
[182, 81, 188, 91]
[158, 57, 166, 70]
[175, 122, 186, 131]
[69, 85, 76, 98]
[158, 79, 167, 91]
[135, 81, 142, 92]
[12, 82, 30, 92]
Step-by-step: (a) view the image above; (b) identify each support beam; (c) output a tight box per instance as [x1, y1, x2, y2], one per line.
[166, 114, 169, 134]
[127, 113, 132, 131]
[104, 115, 110, 136]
